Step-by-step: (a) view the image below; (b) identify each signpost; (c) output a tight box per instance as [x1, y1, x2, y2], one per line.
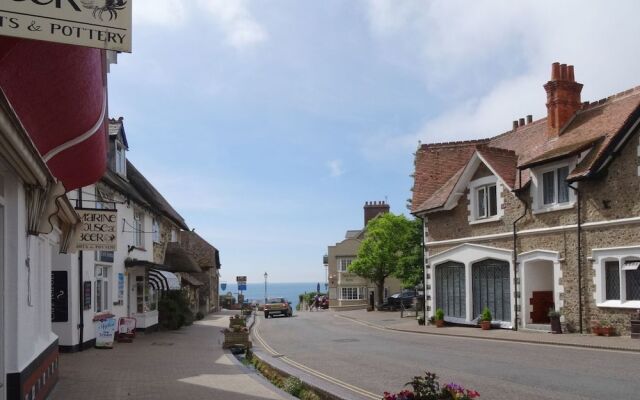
[236, 276, 247, 292]
[0, 0, 132, 52]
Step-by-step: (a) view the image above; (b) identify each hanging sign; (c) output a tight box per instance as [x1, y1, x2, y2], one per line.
[75, 208, 117, 251]
[51, 271, 69, 322]
[0, 0, 132, 52]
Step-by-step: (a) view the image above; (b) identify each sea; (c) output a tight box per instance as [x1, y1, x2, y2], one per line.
[220, 282, 323, 311]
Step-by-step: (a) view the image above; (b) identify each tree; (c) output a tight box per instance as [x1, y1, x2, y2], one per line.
[348, 213, 422, 306]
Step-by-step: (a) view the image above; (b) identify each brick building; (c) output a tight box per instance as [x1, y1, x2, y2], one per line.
[411, 62, 640, 334]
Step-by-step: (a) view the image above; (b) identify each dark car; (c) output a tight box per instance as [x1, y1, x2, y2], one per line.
[386, 290, 417, 310]
[264, 297, 292, 318]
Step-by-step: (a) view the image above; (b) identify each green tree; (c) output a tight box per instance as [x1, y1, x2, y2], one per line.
[348, 213, 422, 306]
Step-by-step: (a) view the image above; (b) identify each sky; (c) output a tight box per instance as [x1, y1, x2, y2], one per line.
[107, 0, 640, 284]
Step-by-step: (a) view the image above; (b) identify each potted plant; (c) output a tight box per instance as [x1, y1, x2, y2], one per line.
[418, 316, 426, 326]
[480, 307, 492, 330]
[590, 319, 601, 336]
[435, 308, 445, 328]
[548, 309, 562, 334]
[600, 319, 615, 337]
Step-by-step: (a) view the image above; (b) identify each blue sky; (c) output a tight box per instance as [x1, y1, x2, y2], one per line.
[107, 0, 640, 284]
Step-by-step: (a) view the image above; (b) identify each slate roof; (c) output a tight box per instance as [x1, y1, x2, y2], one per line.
[412, 85, 640, 214]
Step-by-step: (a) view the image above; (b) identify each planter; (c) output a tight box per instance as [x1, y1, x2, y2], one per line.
[435, 319, 445, 328]
[631, 318, 640, 339]
[549, 315, 562, 334]
[600, 326, 615, 337]
[229, 316, 246, 328]
[222, 330, 252, 349]
[480, 321, 491, 330]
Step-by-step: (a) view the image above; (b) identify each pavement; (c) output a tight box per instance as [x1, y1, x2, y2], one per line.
[336, 309, 640, 352]
[49, 311, 293, 400]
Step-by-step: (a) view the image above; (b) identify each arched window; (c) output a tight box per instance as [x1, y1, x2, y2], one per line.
[472, 259, 510, 321]
[435, 262, 466, 318]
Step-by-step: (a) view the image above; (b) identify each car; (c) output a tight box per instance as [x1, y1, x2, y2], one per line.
[386, 290, 417, 310]
[264, 297, 292, 318]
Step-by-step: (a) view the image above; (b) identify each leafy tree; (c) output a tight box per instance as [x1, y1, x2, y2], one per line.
[348, 213, 423, 306]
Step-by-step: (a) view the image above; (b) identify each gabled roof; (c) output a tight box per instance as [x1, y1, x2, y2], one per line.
[108, 117, 128, 148]
[412, 85, 640, 215]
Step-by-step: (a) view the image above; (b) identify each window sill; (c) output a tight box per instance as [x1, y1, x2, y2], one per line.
[532, 202, 575, 215]
[469, 216, 502, 225]
[596, 300, 640, 309]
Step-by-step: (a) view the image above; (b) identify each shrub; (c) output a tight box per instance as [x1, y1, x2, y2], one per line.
[158, 290, 194, 330]
[383, 371, 480, 400]
[434, 308, 444, 321]
[196, 311, 204, 320]
[480, 307, 492, 322]
[283, 376, 303, 397]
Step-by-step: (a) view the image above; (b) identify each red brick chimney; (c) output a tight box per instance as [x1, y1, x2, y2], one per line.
[364, 201, 390, 226]
[544, 62, 583, 138]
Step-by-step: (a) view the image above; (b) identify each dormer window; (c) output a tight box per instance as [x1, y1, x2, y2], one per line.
[542, 166, 569, 206]
[115, 141, 126, 176]
[532, 161, 576, 213]
[476, 184, 497, 219]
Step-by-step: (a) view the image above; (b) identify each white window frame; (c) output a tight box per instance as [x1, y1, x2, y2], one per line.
[95, 265, 111, 313]
[152, 218, 160, 244]
[134, 210, 144, 248]
[170, 229, 177, 242]
[115, 141, 126, 176]
[337, 258, 353, 272]
[340, 287, 365, 300]
[531, 160, 576, 214]
[95, 250, 114, 263]
[468, 175, 503, 224]
[593, 246, 640, 309]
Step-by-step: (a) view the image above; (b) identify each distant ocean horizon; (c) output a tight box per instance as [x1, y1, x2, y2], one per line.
[220, 282, 326, 310]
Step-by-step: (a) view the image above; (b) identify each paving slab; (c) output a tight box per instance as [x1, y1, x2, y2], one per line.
[337, 309, 640, 353]
[49, 311, 291, 400]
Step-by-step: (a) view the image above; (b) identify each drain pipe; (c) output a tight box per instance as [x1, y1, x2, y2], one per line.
[77, 189, 84, 351]
[416, 214, 426, 319]
[512, 170, 528, 331]
[568, 183, 583, 334]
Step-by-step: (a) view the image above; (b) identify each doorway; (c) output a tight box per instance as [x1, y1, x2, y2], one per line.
[472, 259, 511, 322]
[523, 260, 554, 326]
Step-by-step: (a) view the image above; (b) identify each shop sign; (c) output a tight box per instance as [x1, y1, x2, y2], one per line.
[0, 0, 132, 52]
[51, 271, 68, 322]
[95, 317, 117, 348]
[236, 276, 247, 291]
[117, 272, 124, 303]
[76, 208, 117, 251]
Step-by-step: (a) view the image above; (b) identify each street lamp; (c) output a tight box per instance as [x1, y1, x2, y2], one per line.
[264, 272, 268, 305]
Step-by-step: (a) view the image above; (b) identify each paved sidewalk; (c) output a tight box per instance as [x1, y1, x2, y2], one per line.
[50, 311, 291, 400]
[338, 309, 640, 352]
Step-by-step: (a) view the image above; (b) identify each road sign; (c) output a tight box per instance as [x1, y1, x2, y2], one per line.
[236, 276, 247, 283]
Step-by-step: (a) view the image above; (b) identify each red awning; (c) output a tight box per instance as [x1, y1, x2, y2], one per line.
[0, 37, 107, 191]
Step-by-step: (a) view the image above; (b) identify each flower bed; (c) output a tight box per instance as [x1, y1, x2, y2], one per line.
[383, 371, 479, 400]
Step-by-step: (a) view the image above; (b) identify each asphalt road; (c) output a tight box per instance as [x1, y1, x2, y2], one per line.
[253, 311, 640, 400]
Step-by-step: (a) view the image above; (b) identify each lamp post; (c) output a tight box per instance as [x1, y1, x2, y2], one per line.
[264, 272, 268, 305]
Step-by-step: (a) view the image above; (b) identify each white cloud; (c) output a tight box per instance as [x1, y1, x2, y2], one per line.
[197, 0, 267, 49]
[362, 0, 640, 153]
[326, 159, 345, 177]
[134, 0, 189, 27]
[133, 0, 267, 49]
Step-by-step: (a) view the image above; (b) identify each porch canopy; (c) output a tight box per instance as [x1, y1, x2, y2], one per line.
[148, 269, 180, 291]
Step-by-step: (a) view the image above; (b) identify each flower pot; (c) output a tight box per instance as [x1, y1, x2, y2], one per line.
[549, 315, 562, 334]
[436, 319, 445, 328]
[600, 326, 615, 337]
[480, 321, 491, 330]
[630, 318, 640, 339]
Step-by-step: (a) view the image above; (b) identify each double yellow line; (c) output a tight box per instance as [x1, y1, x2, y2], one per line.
[253, 318, 380, 400]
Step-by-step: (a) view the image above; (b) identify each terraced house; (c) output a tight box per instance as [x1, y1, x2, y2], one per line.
[411, 62, 640, 334]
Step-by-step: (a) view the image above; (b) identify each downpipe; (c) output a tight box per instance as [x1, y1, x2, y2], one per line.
[512, 170, 528, 331]
[568, 183, 583, 334]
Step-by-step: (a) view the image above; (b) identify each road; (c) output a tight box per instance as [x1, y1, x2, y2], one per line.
[253, 311, 640, 400]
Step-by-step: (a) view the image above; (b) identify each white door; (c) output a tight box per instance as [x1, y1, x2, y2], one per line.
[0, 204, 5, 400]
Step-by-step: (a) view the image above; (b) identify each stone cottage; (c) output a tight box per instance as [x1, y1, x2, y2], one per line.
[411, 62, 640, 334]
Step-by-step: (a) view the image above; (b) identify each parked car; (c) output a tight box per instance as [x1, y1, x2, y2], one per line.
[264, 297, 292, 318]
[386, 290, 417, 310]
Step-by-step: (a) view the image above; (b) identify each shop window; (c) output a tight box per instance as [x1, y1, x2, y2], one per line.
[95, 266, 110, 313]
[135, 276, 148, 313]
[340, 287, 364, 300]
[95, 251, 114, 263]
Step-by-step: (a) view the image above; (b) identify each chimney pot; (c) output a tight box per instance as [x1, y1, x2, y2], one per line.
[513, 120, 518, 130]
[526, 115, 533, 124]
[519, 118, 525, 127]
[551, 62, 560, 80]
[560, 64, 568, 80]
[567, 65, 575, 82]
